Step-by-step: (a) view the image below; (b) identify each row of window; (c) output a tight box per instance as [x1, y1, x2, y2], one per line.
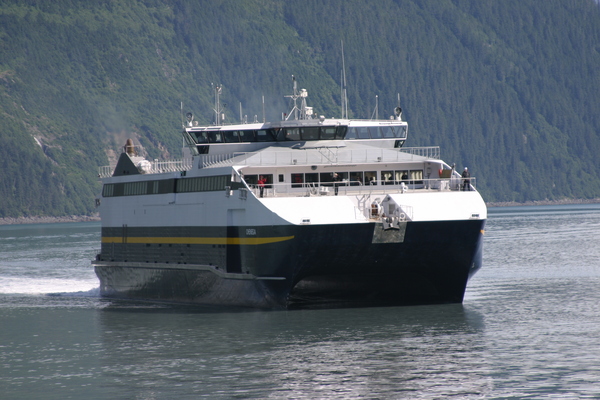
[288, 170, 424, 187]
[191, 125, 408, 144]
[102, 168, 425, 198]
[243, 169, 424, 189]
[177, 176, 229, 193]
[102, 176, 233, 198]
[345, 126, 407, 140]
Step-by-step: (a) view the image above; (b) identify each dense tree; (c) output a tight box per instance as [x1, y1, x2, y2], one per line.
[1, 0, 600, 217]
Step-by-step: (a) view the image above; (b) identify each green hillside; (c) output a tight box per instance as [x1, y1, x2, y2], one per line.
[1, 0, 600, 217]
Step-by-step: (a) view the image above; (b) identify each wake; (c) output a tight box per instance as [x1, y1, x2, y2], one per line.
[0, 276, 99, 297]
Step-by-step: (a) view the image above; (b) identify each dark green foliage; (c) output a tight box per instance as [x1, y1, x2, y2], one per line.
[1, 0, 600, 217]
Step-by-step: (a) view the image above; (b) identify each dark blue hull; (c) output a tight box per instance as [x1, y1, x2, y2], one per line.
[94, 219, 485, 309]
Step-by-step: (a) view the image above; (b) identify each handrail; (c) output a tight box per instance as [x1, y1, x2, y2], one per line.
[199, 146, 441, 168]
[244, 177, 476, 198]
[98, 158, 193, 178]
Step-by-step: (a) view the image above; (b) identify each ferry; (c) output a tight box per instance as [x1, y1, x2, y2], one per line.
[93, 79, 486, 309]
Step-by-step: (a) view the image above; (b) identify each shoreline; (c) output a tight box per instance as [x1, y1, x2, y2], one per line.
[0, 214, 100, 226]
[486, 198, 600, 208]
[2, 198, 599, 225]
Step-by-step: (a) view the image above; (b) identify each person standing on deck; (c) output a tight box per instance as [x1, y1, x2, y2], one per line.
[258, 176, 266, 197]
[461, 167, 471, 191]
[333, 172, 340, 195]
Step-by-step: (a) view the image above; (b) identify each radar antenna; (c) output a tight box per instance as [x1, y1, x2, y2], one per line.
[395, 93, 403, 121]
[284, 75, 312, 120]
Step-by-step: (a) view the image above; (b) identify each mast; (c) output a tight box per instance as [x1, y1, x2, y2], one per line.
[284, 75, 312, 120]
[371, 95, 379, 120]
[212, 83, 224, 125]
[341, 40, 348, 119]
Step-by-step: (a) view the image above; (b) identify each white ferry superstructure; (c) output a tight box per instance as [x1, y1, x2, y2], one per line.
[93, 81, 487, 309]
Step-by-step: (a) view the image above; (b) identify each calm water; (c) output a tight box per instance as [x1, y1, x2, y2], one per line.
[1, 204, 600, 399]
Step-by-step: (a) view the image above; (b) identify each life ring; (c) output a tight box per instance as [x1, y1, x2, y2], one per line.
[399, 213, 406, 221]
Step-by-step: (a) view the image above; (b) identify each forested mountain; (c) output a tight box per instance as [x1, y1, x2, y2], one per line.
[1, 0, 600, 217]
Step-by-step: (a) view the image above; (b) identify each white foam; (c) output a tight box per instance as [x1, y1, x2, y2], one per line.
[0, 276, 99, 295]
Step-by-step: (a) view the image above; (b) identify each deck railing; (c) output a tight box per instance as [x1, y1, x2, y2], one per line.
[98, 158, 193, 178]
[244, 177, 476, 199]
[199, 146, 441, 168]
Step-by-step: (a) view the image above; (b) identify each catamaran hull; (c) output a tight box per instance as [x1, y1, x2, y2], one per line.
[94, 219, 485, 309]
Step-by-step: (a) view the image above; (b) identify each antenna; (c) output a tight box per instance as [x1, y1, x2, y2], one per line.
[341, 40, 348, 119]
[262, 95, 265, 123]
[180, 102, 184, 128]
[340, 70, 344, 118]
[284, 75, 310, 120]
[371, 95, 379, 120]
[212, 83, 223, 125]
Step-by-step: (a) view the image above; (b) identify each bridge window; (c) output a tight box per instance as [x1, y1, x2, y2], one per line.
[300, 127, 319, 140]
[238, 130, 255, 142]
[345, 127, 358, 139]
[357, 127, 370, 139]
[380, 126, 394, 138]
[396, 126, 407, 139]
[223, 130, 240, 142]
[256, 129, 275, 142]
[207, 131, 223, 143]
[343, 126, 405, 140]
[369, 126, 383, 138]
[321, 127, 336, 139]
[195, 132, 209, 143]
[283, 128, 300, 141]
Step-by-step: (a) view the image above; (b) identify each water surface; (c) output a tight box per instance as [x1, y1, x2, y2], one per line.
[1, 205, 600, 399]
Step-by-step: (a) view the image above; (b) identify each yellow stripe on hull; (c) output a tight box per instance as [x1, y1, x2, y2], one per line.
[101, 236, 295, 245]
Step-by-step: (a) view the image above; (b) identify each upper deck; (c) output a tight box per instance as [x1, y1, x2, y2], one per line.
[98, 144, 440, 178]
[186, 118, 408, 142]
[182, 118, 410, 159]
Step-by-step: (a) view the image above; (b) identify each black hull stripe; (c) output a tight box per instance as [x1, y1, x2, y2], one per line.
[101, 236, 294, 245]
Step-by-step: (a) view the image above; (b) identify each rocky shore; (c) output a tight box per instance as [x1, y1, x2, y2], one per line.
[0, 214, 100, 225]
